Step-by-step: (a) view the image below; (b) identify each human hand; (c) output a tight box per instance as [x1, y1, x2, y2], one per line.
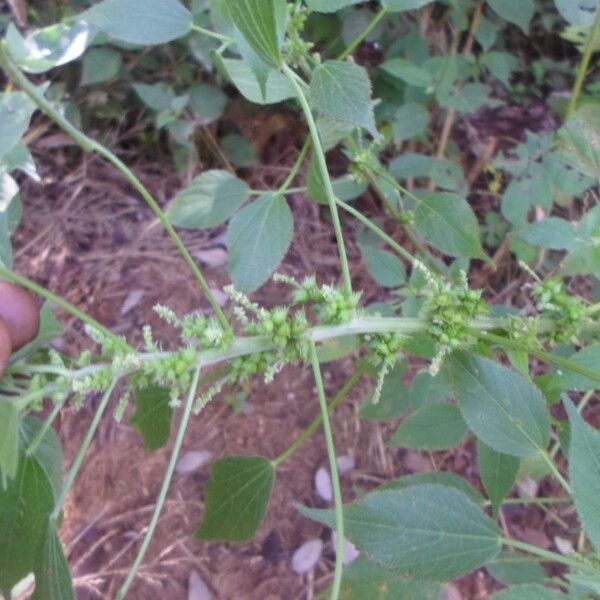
[0, 282, 41, 378]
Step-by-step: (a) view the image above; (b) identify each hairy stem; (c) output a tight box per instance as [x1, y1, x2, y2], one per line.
[282, 64, 354, 297]
[0, 44, 231, 332]
[116, 366, 202, 600]
[309, 342, 344, 600]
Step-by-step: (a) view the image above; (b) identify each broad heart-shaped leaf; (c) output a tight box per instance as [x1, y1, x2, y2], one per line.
[413, 192, 487, 261]
[0, 418, 63, 595]
[168, 170, 249, 230]
[478, 441, 520, 516]
[490, 585, 567, 600]
[448, 354, 551, 458]
[486, 0, 535, 32]
[389, 403, 469, 450]
[32, 522, 75, 600]
[564, 399, 600, 551]
[308, 60, 379, 139]
[299, 484, 501, 580]
[554, 0, 599, 27]
[220, 0, 284, 67]
[382, 0, 435, 11]
[216, 57, 295, 105]
[6, 21, 92, 74]
[131, 385, 173, 452]
[196, 456, 275, 541]
[0, 400, 20, 479]
[337, 557, 444, 600]
[82, 0, 193, 45]
[81, 47, 123, 86]
[227, 193, 293, 293]
[0, 91, 37, 161]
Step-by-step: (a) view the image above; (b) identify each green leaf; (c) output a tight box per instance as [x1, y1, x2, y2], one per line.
[81, 47, 122, 86]
[564, 398, 600, 551]
[558, 107, 600, 180]
[307, 157, 367, 204]
[486, 0, 535, 32]
[6, 21, 93, 74]
[487, 552, 547, 586]
[554, 0, 599, 27]
[0, 91, 37, 161]
[408, 369, 453, 408]
[133, 83, 176, 112]
[189, 84, 228, 125]
[220, 134, 259, 168]
[216, 58, 295, 105]
[227, 193, 293, 293]
[0, 400, 20, 479]
[383, 0, 435, 11]
[381, 58, 433, 87]
[414, 192, 487, 260]
[558, 345, 600, 391]
[309, 60, 378, 139]
[389, 403, 469, 450]
[338, 557, 444, 599]
[360, 363, 411, 421]
[362, 246, 406, 288]
[448, 353, 551, 457]
[32, 523, 75, 600]
[380, 472, 485, 505]
[0, 418, 63, 595]
[168, 170, 249, 230]
[393, 102, 430, 143]
[478, 441, 520, 515]
[299, 484, 501, 580]
[196, 456, 275, 541]
[82, 0, 193, 45]
[307, 0, 366, 11]
[490, 585, 567, 599]
[131, 385, 173, 452]
[480, 51, 519, 88]
[220, 0, 284, 67]
[518, 218, 577, 251]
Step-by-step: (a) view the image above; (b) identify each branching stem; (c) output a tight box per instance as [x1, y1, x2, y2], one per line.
[309, 341, 344, 600]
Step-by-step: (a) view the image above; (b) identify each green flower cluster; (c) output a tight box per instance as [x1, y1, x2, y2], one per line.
[532, 277, 589, 344]
[420, 270, 488, 374]
[365, 331, 407, 404]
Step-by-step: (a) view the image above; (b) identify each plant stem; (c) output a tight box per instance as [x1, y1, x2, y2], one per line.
[273, 361, 369, 467]
[338, 7, 388, 60]
[51, 381, 117, 519]
[116, 366, 202, 600]
[480, 331, 600, 386]
[566, 6, 600, 119]
[503, 538, 599, 575]
[539, 450, 572, 496]
[0, 264, 130, 352]
[27, 400, 64, 456]
[277, 138, 311, 195]
[190, 23, 232, 44]
[309, 342, 344, 600]
[282, 63, 354, 298]
[336, 198, 420, 266]
[0, 44, 231, 333]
